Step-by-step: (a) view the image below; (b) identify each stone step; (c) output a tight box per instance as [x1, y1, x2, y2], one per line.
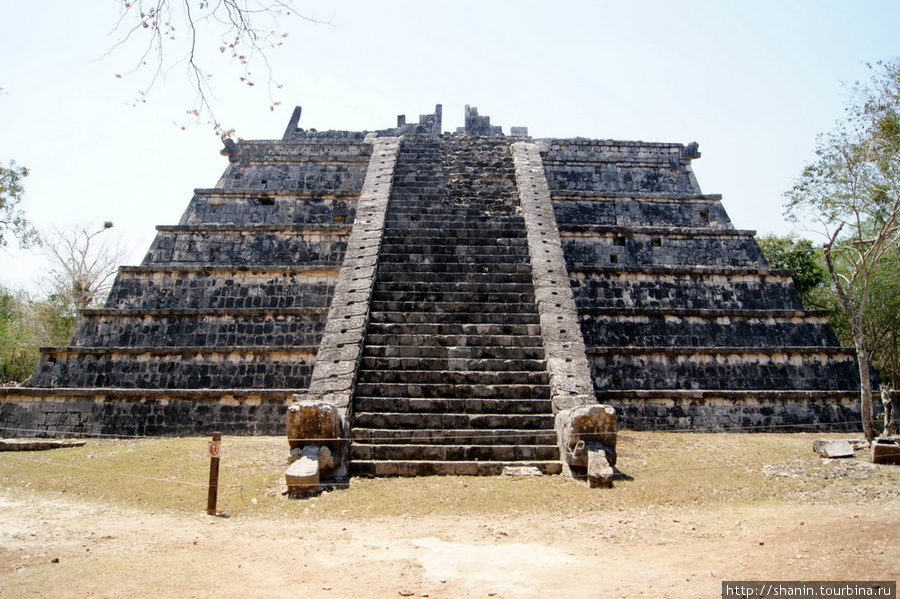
[385, 210, 524, 222]
[380, 235, 525, 247]
[381, 236, 527, 248]
[366, 321, 541, 336]
[375, 271, 534, 285]
[382, 224, 525, 237]
[370, 291, 535, 305]
[386, 211, 519, 220]
[349, 460, 563, 477]
[386, 200, 514, 208]
[373, 281, 533, 295]
[378, 254, 529, 266]
[362, 333, 544, 349]
[362, 343, 545, 360]
[350, 443, 560, 462]
[368, 300, 539, 314]
[354, 382, 551, 400]
[359, 356, 547, 372]
[376, 262, 532, 275]
[345, 135, 557, 477]
[379, 248, 521, 261]
[391, 168, 443, 175]
[378, 245, 529, 258]
[370, 294, 533, 310]
[383, 223, 526, 234]
[354, 369, 550, 386]
[383, 191, 449, 200]
[352, 411, 555, 430]
[369, 312, 539, 326]
[387, 199, 517, 210]
[372, 280, 535, 294]
[351, 427, 558, 445]
[354, 396, 553, 414]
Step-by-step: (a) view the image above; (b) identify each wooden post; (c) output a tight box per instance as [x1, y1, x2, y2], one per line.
[206, 431, 222, 515]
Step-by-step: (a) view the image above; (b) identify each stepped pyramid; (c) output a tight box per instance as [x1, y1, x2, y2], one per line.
[1, 105, 862, 479]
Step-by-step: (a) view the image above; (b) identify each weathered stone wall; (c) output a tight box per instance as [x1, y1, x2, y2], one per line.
[542, 139, 700, 194]
[1, 390, 290, 437]
[28, 348, 316, 389]
[179, 191, 356, 226]
[553, 195, 731, 229]
[72, 309, 327, 348]
[604, 392, 863, 432]
[541, 137, 861, 417]
[221, 138, 371, 193]
[588, 347, 859, 391]
[145, 226, 350, 265]
[578, 309, 840, 348]
[105, 268, 337, 311]
[569, 269, 805, 311]
[561, 229, 765, 268]
[12, 127, 373, 418]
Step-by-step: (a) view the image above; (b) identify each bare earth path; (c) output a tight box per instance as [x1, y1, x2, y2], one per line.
[2, 490, 898, 598]
[1, 434, 898, 598]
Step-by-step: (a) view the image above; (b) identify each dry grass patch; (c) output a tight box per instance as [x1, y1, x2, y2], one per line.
[2, 431, 898, 520]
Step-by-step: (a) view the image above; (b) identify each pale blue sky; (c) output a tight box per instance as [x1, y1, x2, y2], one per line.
[2, 0, 900, 290]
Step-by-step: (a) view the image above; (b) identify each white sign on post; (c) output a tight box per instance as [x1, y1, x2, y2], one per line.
[208, 440, 221, 458]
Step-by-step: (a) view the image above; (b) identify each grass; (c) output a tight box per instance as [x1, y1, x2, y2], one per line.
[2, 431, 899, 520]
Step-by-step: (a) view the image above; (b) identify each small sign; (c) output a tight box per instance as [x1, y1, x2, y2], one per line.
[208, 440, 221, 458]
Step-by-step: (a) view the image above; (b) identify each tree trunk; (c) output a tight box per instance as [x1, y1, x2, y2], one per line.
[852, 321, 876, 442]
[823, 232, 876, 442]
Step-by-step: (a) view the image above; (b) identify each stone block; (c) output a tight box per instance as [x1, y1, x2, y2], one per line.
[285, 445, 320, 496]
[289, 444, 337, 479]
[501, 466, 542, 476]
[556, 404, 617, 471]
[812, 439, 855, 458]
[0, 439, 87, 451]
[872, 438, 900, 465]
[587, 447, 615, 488]
[286, 399, 343, 451]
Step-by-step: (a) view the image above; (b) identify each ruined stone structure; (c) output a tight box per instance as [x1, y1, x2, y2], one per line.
[0, 105, 863, 480]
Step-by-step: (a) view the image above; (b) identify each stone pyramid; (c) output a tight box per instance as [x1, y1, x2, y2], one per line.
[1, 105, 861, 479]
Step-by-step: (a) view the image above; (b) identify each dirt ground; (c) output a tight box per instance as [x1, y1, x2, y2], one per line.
[1, 486, 898, 598]
[2, 432, 899, 599]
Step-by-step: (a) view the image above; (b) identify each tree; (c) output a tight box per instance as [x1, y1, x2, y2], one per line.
[41, 222, 132, 312]
[0, 160, 38, 249]
[109, 0, 328, 135]
[759, 237, 900, 391]
[757, 234, 828, 308]
[861, 249, 900, 388]
[785, 59, 900, 441]
[0, 287, 76, 385]
[0, 223, 129, 384]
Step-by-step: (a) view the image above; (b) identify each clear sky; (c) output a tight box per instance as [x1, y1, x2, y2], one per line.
[2, 0, 900, 291]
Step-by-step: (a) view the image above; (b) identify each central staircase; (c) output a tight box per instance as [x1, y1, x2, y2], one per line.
[349, 135, 562, 476]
